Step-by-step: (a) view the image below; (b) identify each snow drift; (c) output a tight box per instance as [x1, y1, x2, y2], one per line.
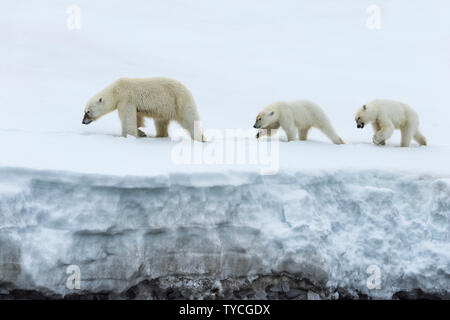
[0, 167, 448, 299]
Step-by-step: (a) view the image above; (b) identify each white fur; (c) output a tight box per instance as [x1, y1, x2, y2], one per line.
[355, 99, 427, 147]
[83, 77, 204, 141]
[254, 100, 344, 144]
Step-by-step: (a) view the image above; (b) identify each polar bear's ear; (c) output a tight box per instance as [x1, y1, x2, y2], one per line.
[97, 97, 103, 103]
[363, 105, 366, 110]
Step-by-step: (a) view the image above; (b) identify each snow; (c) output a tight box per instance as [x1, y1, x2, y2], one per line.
[2, 129, 450, 177]
[1, 0, 449, 298]
[0, 168, 449, 298]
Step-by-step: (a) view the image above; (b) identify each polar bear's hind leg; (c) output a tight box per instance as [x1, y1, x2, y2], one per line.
[400, 127, 413, 147]
[318, 124, 344, 144]
[414, 131, 427, 146]
[177, 109, 205, 142]
[299, 127, 311, 141]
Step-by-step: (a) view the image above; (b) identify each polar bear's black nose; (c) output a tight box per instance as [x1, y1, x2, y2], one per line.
[82, 113, 93, 125]
[253, 124, 257, 128]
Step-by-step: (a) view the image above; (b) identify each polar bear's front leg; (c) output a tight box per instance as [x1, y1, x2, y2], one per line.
[154, 119, 170, 138]
[118, 103, 138, 137]
[298, 127, 310, 141]
[137, 115, 147, 137]
[284, 126, 297, 142]
[371, 122, 385, 145]
[279, 118, 297, 142]
[373, 124, 394, 146]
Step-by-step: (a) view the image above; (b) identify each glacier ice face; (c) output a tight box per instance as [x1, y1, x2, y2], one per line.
[0, 168, 449, 299]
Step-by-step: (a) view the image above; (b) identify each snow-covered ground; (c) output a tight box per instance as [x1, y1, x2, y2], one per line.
[1, 0, 449, 299]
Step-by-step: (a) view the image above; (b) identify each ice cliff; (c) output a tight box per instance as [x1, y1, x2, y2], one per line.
[0, 167, 449, 299]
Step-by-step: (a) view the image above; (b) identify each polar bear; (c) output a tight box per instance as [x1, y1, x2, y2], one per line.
[355, 99, 427, 147]
[253, 100, 344, 144]
[82, 77, 204, 141]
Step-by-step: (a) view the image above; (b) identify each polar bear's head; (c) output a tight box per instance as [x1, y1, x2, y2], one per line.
[253, 108, 278, 129]
[354, 104, 371, 129]
[82, 91, 116, 125]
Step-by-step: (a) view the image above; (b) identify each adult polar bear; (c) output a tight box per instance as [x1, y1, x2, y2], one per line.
[253, 100, 344, 144]
[355, 99, 427, 147]
[82, 77, 205, 141]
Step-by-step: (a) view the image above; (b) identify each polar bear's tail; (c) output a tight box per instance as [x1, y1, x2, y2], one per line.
[414, 131, 427, 146]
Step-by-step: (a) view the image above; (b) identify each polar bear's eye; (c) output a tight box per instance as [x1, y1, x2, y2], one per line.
[98, 97, 103, 103]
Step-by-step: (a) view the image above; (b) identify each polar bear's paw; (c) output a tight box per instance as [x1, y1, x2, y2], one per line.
[372, 133, 385, 146]
[138, 129, 147, 138]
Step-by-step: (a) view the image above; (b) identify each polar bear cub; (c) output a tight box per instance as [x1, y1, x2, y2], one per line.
[355, 99, 427, 147]
[82, 77, 204, 141]
[253, 100, 344, 144]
